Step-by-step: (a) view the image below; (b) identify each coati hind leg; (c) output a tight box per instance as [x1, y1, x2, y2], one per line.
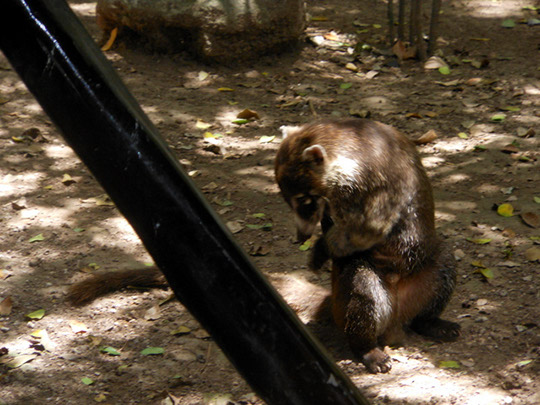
[398, 251, 460, 342]
[332, 256, 393, 373]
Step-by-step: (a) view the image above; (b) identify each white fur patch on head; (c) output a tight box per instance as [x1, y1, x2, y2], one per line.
[279, 125, 303, 139]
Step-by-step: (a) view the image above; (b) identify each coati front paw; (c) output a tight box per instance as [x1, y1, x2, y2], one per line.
[411, 317, 461, 342]
[362, 348, 392, 374]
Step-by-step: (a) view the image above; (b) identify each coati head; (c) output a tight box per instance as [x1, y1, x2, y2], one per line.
[275, 126, 329, 242]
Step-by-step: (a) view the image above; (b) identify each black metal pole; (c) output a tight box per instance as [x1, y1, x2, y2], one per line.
[0, 1, 369, 404]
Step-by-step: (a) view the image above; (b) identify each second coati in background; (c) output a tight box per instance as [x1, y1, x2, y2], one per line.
[275, 119, 460, 373]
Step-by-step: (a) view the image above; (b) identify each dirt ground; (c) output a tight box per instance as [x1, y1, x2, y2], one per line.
[1, 0, 539, 404]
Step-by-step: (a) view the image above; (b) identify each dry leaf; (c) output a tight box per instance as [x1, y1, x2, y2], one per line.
[69, 320, 88, 334]
[501, 144, 519, 154]
[249, 244, 270, 256]
[61, 173, 76, 186]
[226, 221, 244, 234]
[0, 296, 13, 316]
[424, 56, 448, 70]
[236, 109, 259, 120]
[521, 212, 539, 228]
[414, 129, 438, 145]
[524, 247, 540, 262]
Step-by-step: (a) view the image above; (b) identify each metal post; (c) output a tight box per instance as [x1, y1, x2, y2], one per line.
[0, 1, 369, 404]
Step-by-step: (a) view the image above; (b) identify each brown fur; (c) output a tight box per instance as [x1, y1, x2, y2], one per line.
[67, 267, 167, 306]
[275, 119, 460, 373]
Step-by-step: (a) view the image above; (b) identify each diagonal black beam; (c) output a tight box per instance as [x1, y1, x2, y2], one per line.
[0, 1, 369, 404]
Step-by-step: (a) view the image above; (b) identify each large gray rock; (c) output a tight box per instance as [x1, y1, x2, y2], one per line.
[96, 0, 306, 62]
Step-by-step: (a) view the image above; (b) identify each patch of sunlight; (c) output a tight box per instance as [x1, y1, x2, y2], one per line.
[461, 0, 524, 18]
[444, 173, 471, 184]
[6, 200, 81, 229]
[421, 155, 446, 168]
[438, 200, 478, 211]
[379, 372, 512, 405]
[433, 137, 469, 153]
[68, 2, 96, 17]
[0, 172, 44, 198]
[43, 143, 77, 160]
[435, 210, 456, 222]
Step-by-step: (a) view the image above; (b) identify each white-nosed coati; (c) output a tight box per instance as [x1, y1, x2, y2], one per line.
[275, 119, 460, 373]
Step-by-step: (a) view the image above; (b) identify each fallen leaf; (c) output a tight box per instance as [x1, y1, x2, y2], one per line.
[299, 240, 312, 251]
[88, 335, 102, 347]
[457, 132, 469, 139]
[101, 27, 118, 51]
[69, 320, 88, 334]
[3, 354, 37, 369]
[232, 119, 248, 125]
[439, 360, 460, 369]
[252, 213, 266, 219]
[520, 212, 539, 228]
[170, 326, 191, 336]
[11, 199, 26, 210]
[438, 66, 451, 75]
[311, 16, 329, 22]
[259, 135, 275, 143]
[140, 347, 164, 356]
[61, 173, 76, 186]
[0, 296, 13, 316]
[501, 144, 519, 154]
[226, 221, 243, 234]
[236, 109, 259, 120]
[81, 377, 95, 385]
[534, 196, 540, 204]
[490, 113, 506, 122]
[217, 87, 234, 92]
[94, 393, 108, 403]
[477, 267, 494, 279]
[414, 129, 438, 145]
[246, 223, 273, 231]
[339, 83, 353, 90]
[196, 120, 212, 130]
[524, 247, 540, 262]
[424, 56, 448, 70]
[100, 346, 121, 356]
[30, 329, 56, 351]
[497, 203, 514, 217]
[144, 305, 160, 321]
[501, 19, 516, 28]
[471, 260, 487, 268]
[467, 238, 492, 245]
[26, 309, 45, 320]
[29, 233, 45, 243]
[249, 244, 270, 256]
[198, 71, 209, 81]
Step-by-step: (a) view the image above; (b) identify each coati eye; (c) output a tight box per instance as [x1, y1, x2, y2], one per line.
[293, 194, 321, 220]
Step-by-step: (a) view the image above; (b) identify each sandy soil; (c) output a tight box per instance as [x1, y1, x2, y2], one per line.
[1, 0, 539, 404]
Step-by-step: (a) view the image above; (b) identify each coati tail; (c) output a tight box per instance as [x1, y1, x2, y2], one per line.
[67, 267, 167, 306]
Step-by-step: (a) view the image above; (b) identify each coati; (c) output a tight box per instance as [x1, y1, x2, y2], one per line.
[275, 119, 460, 373]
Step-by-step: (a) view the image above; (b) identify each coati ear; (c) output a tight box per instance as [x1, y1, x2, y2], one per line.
[302, 145, 327, 165]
